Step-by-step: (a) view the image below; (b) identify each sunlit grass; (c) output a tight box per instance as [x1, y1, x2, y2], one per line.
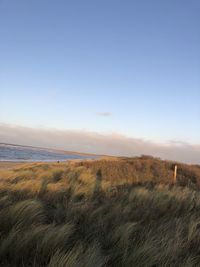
[1, 157, 200, 266]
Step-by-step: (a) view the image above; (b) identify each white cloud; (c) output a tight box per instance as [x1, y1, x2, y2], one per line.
[0, 123, 200, 164]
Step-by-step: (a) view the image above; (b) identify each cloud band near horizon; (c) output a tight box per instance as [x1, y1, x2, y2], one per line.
[0, 123, 200, 164]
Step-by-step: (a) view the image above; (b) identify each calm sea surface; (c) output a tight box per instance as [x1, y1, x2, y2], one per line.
[0, 144, 92, 162]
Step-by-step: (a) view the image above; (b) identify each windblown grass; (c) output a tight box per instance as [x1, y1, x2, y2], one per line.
[0, 157, 200, 266]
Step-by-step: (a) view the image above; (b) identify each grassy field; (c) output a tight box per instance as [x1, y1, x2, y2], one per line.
[1, 157, 200, 266]
[0, 161, 25, 170]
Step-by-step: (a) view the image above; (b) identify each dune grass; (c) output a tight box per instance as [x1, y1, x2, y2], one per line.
[1, 158, 200, 266]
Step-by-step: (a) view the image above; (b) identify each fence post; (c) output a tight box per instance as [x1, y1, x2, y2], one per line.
[174, 165, 177, 184]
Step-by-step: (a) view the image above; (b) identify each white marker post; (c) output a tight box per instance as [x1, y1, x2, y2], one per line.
[174, 165, 177, 184]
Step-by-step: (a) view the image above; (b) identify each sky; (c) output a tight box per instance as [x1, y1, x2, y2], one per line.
[0, 0, 200, 162]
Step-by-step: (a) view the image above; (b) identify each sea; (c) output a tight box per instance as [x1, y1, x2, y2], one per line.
[0, 143, 93, 162]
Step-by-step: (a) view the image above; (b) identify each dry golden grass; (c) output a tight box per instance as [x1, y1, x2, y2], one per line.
[0, 161, 25, 170]
[1, 157, 200, 266]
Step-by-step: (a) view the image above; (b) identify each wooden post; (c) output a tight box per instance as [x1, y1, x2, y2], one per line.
[174, 165, 177, 184]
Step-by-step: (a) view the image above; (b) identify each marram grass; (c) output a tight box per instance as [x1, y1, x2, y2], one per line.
[1, 158, 200, 266]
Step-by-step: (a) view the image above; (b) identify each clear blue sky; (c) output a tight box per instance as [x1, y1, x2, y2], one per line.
[1, 0, 200, 143]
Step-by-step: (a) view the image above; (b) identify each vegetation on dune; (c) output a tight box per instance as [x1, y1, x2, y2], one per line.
[1, 157, 200, 266]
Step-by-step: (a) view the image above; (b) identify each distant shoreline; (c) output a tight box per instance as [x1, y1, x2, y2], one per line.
[0, 158, 87, 170]
[0, 143, 102, 162]
[0, 142, 100, 157]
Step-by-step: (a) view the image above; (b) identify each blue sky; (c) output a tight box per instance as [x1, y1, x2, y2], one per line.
[1, 0, 200, 148]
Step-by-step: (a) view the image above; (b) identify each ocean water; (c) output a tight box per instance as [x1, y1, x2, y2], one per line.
[0, 144, 92, 162]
